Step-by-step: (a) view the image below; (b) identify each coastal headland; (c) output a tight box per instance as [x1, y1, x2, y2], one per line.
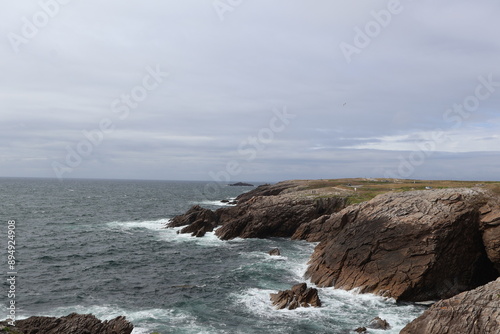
[169, 178, 500, 333]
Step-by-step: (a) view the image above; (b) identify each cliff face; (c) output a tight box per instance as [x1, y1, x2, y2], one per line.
[300, 188, 499, 302]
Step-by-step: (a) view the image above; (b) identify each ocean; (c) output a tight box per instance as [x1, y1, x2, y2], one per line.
[0, 178, 425, 333]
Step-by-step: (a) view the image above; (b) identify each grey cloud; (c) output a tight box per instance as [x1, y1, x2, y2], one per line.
[1, 0, 499, 181]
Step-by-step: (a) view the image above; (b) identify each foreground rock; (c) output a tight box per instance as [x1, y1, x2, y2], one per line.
[270, 283, 321, 310]
[1, 313, 133, 334]
[300, 188, 499, 301]
[401, 277, 500, 334]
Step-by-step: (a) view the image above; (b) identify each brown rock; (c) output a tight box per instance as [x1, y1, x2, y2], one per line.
[270, 283, 321, 310]
[215, 196, 346, 240]
[167, 205, 219, 237]
[354, 327, 367, 333]
[480, 201, 500, 272]
[401, 278, 500, 334]
[368, 316, 391, 330]
[269, 248, 281, 256]
[167, 205, 218, 228]
[2, 313, 133, 334]
[304, 188, 499, 301]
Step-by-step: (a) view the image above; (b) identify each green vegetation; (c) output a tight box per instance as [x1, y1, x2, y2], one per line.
[297, 178, 500, 205]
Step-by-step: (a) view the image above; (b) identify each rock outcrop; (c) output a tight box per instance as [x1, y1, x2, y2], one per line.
[368, 316, 391, 330]
[1, 313, 133, 334]
[270, 283, 321, 310]
[269, 248, 281, 256]
[167, 205, 219, 237]
[480, 199, 500, 272]
[401, 277, 500, 334]
[300, 188, 499, 301]
[215, 196, 347, 240]
[168, 189, 347, 240]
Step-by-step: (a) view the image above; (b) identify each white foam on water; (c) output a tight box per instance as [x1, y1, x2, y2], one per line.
[106, 217, 245, 248]
[105, 218, 170, 232]
[233, 285, 425, 333]
[157, 225, 245, 248]
[190, 199, 236, 207]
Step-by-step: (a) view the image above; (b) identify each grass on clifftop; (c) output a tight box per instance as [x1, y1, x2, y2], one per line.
[295, 178, 500, 205]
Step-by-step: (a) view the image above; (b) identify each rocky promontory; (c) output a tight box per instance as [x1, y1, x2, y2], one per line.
[169, 178, 500, 330]
[168, 181, 349, 239]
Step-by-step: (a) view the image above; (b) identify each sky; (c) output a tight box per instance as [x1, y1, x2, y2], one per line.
[1, 0, 499, 182]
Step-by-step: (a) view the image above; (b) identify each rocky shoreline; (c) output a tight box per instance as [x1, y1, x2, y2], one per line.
[168, 179, 500, 333]
[4, 179, 498, 333]
[0, 313, 133, 334]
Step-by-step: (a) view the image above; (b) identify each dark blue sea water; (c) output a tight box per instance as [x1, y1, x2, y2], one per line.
[0, 178, 425, 333]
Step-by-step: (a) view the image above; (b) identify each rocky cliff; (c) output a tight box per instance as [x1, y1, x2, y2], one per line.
[298, 188, 499, 302]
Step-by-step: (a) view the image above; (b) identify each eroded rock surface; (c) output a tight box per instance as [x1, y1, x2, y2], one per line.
[401, 278, 500, 334]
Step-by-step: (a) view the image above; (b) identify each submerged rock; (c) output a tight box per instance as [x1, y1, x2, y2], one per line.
[401, 277, 500, 334]
[1, 313, 133, 334]
[270, 283, 321, 310]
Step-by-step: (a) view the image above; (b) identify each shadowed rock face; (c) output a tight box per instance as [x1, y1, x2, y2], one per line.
[2, 313, 133, 334]
[480, 201, 500, 272]
[401, 278, 500, 334]
[301, 188, 499, 302]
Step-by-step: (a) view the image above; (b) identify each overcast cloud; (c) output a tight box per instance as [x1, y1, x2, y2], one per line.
[1, 0, 499, 182]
